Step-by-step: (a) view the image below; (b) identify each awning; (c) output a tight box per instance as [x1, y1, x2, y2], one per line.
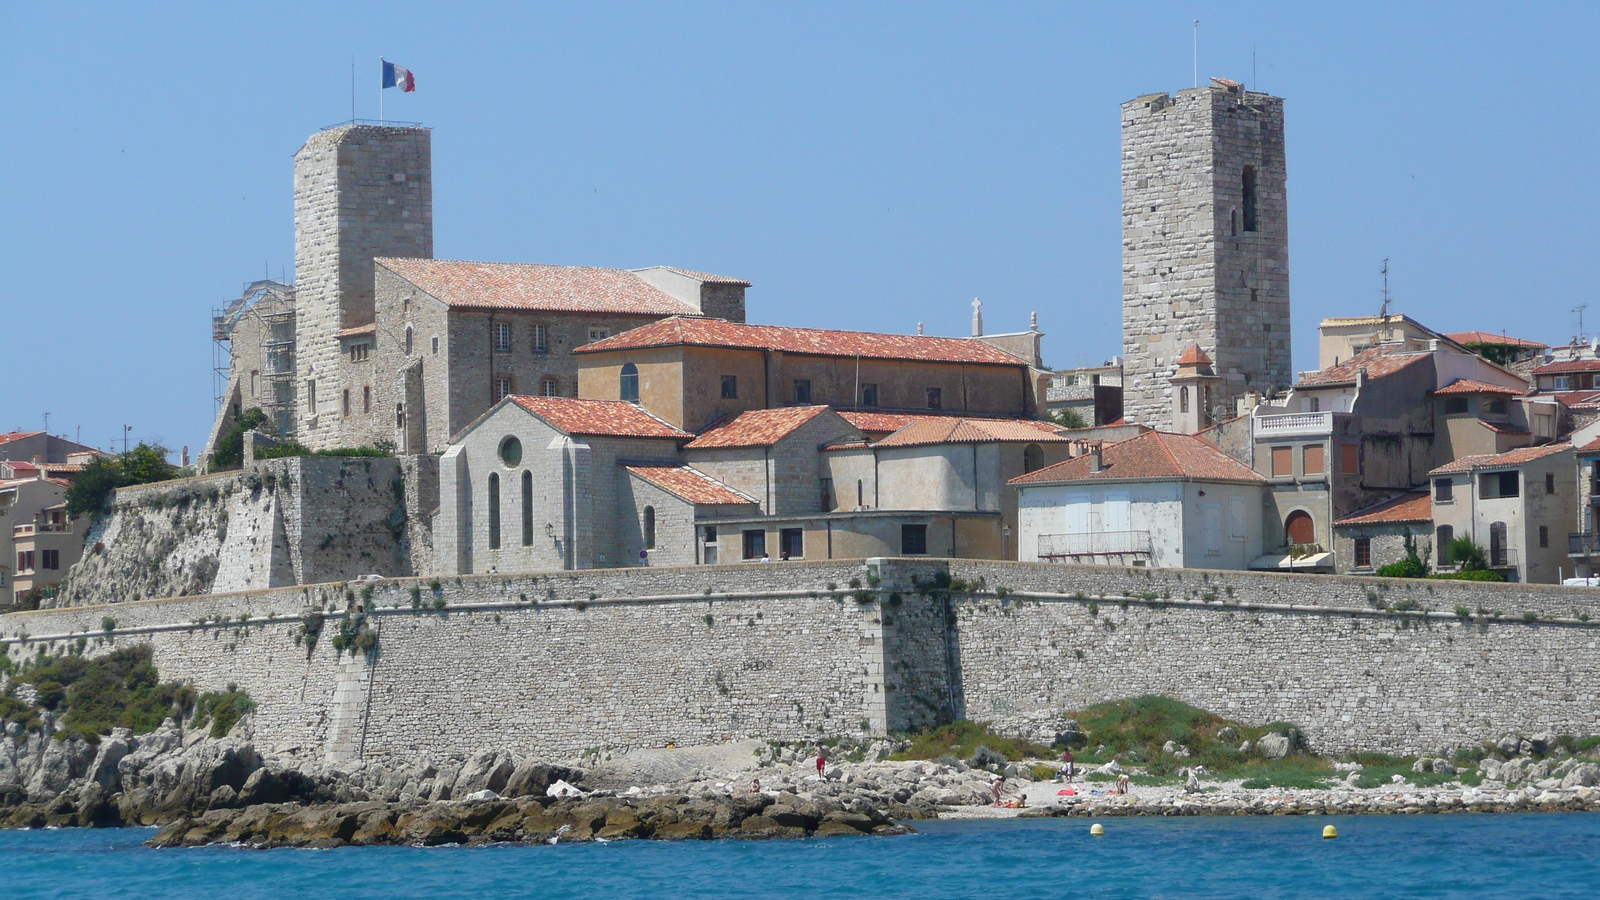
[1249, 551, 1335, 571]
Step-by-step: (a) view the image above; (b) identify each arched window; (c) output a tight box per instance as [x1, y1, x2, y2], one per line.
[521, 470, 533, 547]
[404, 325, 414, 356]
[643, 506, 656, 550]
[1284, 510, 1315, 546]
[857, 480, 864, 508]
[1489, 521, 1508, 567]
[488, 473, 501, 550]
[620, 363, 639, 403]
[1436, 525, 1454, 564]
[1180, 386, 1190, 414]
[1242, 165, 1258, 232]
[1023, 444, 1044, 474]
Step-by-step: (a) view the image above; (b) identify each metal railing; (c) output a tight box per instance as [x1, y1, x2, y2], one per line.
[1039, 531, 1152, 560]
[1254, 411, 1334, 436]
[1571, 533, 1600, 557]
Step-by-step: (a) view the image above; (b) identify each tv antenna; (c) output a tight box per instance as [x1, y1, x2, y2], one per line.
[1378, 258, 1391, 318]
[1574, 304, 1588, 344]
[42, 411, 51, 435]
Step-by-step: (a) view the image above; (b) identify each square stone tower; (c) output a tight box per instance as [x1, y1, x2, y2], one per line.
[293, 124, 433, 448]
[1120, 79, 1290, 430]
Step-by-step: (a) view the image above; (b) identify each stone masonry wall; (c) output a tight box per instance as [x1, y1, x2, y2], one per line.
[51, 456, 435, 607]
[9, 560, 1600, 761]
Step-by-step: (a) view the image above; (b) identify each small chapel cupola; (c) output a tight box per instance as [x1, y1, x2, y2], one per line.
[1171, 344, 1222, 434]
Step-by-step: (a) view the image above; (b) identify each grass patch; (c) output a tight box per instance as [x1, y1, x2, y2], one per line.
[193, 686, 257, 738]
[889, 719, 1054, 763]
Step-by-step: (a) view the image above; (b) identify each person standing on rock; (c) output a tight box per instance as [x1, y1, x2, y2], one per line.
[815, 744, 828, 777]
[1060, 748, 1076, 782]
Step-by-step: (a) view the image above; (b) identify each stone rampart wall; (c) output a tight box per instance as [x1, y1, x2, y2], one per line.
[8, 560, 1600, 761]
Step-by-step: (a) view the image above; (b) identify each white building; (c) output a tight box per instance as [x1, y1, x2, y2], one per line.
[1010, 430, 1266, 569]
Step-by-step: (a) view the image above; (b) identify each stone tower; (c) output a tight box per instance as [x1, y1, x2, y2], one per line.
[1120, 78, 1290, 430]
[293, 124, 433, 448]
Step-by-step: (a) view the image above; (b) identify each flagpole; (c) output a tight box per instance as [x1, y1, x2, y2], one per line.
[379, 57, 385, 124]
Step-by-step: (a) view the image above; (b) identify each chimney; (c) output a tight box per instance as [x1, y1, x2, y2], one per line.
[1088, 444, 1103, 473]
[1356, 367, 1369, 390]
[971, 298, 983, 337]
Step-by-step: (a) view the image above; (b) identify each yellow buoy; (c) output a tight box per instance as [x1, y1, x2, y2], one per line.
[1090, 823, 1105, 836]
[1322, 825, 1338, 840]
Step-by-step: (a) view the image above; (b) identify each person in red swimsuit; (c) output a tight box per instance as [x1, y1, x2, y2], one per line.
[815, 744, 827, 776]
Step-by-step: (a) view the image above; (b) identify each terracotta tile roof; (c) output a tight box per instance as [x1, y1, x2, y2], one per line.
[652, 267, 751, 286]
[507, 396, 691, 439]
[1536, 390, 1600, 408]
[1335, 491, 1433, 526]
[1432, 378, 1524, 396]
[1534, 358, 1600, 375]
[1446, 331, 1546, 349]
[623, 465, 757, 505]
[1428, 442, 1570, 475]
[836, 410, 1048, 436]
[1477, 420, 1530, 435]
[573, 317, 1028, 366]
[1296, 344, 1429, 388]
[684, 406, 835, 449]
[1577, 436, 1600, 454]
[377, 259, 703, 316]
[874, 417, 1071, 449]
[1009, 431, 1265, 485]
[337, 324, 377, 338]
[3, 461, 40, 474]
[1177, 345, 1211, 366]
[0, 431, 44, 444]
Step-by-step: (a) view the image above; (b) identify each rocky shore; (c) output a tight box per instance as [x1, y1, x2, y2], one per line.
[7, 710, 1600, 849]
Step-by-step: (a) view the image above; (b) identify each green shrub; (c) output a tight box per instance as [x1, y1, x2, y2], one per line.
[193, 687, 257, 738]
[5, 645, 198, 741]
[208, 408, 270, 471]
[889, 720, 1054, 763]
[65, 444, 178, 516]
[1429, 569, 1505, 582]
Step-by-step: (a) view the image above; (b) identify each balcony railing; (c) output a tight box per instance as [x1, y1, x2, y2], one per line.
[1039, 531, 1152, 560]
[1571, 533, 1600, 557]
[1255, 411, 1334, 437]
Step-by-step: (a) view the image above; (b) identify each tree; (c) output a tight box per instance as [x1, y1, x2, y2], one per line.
[1375, 531, 1431, 578]
[1049, 407, 1088, 430]
[1447, 537, 1490, 572]
[207, 408, 269, 471]
[63, 443, 177, 517]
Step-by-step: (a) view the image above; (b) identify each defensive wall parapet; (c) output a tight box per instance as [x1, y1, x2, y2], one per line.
[6, 561, 1599, 760]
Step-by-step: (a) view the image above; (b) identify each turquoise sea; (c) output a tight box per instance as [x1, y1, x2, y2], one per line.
[7, 814, 1600, 899]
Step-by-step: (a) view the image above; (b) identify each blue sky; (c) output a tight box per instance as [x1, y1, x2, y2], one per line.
[3, 2, 1596, 454]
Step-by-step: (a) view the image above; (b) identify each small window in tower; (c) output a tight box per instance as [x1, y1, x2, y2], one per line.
[493, 322, 512, 352]
[620, 363, 639, 403]
[721, 375, 738, 399]
[1250, 288, 1259, 303]
[860, 383, 879, 407]
[404, 325, 414, 356]
[348, 342, 370, 362]
[363, 385, 371, 414]
[1231, 209, 1239, 236]
[794, 379, 812, 404]
[540, 377, 560, 397]
[495, 377, 512, 401]
[531, 323, 549, 354]
[1263, 323, 1271, 333]
[1242, 165, 1258, 232]
[926, 387, 942, 410]
[431, 336, 439, 354]
[1180, 386, 1189, 413]
[342, 389, 350, 417]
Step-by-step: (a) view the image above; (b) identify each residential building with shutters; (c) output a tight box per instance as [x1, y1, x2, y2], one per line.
[1428, 444, 1574, 584]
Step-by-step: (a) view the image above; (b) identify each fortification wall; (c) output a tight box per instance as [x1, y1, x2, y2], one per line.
[53, 456, 435, 607]
[8, 560, 1600, 761]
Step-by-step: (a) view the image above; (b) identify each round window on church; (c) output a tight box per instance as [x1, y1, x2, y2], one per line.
[499, 436, 522, 468]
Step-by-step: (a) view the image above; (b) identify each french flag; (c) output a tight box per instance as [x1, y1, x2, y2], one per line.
[382, 59, 416, 92]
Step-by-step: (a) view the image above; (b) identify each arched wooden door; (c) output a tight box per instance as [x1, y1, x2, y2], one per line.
[1285, 510, 1315, 546]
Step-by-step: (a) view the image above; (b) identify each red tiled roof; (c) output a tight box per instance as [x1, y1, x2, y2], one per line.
[1335, 492, 1433, 526]
[1428, 443, 1570, 475]
[1534, 359, 1600, 375]
[0, 431, 44, 444]
[1535, 390, 1600, 408]
[874, 417, 1070, 449]
[573, 317, 1028, 366]
[1177, 345, 1212, 366]
[1577, 436, 1600, 454]
[654, 267, 750, 286]
[3, 461, 40, 473]
[377, 259, 703, 316]
[684, 406, 835, 449]
[1432, 378, 1524, 396]
[1296, 344, 1429, 388]
[1446, 331, 1546, 349]
[337, 324, 377, 338]
[507, 396, 691, 439]
[836, 410, 1045, 435]
[1477, 420, 1530, 435]
[1009, 431, 1265, 485]
[623, 465, 757, 505]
